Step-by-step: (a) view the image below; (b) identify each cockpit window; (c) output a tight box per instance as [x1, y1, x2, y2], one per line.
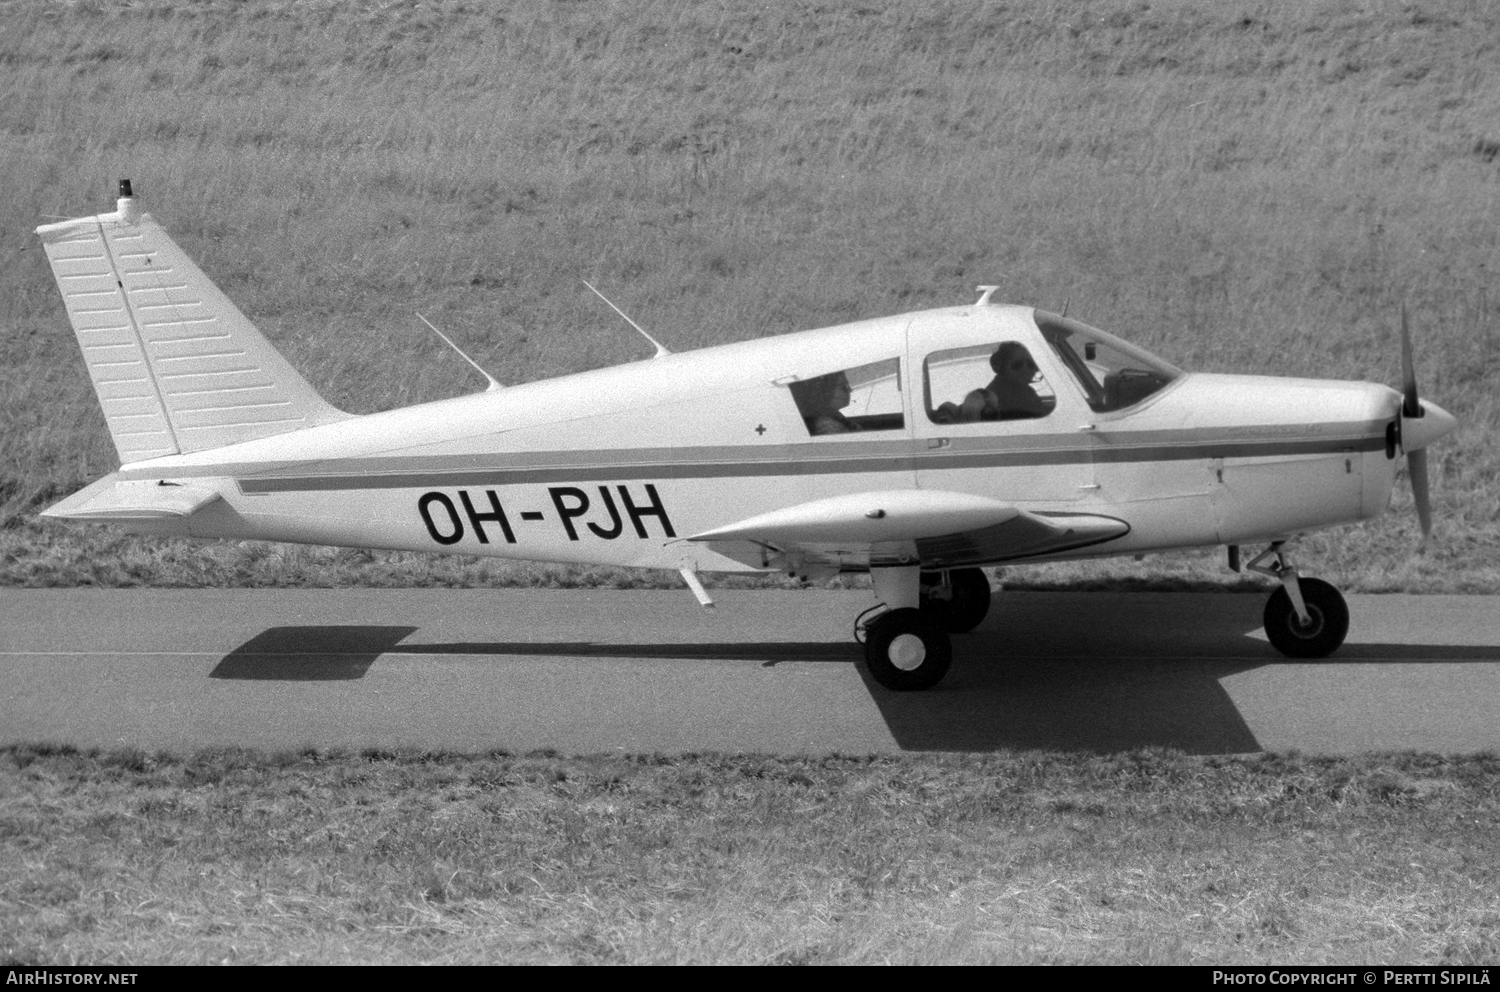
[1034, 312, 1182, 413]
[788, 357, 903, 436]
[924, 342, 1056, 423]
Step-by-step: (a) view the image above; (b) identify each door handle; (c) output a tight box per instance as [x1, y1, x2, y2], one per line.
[927, 438, 950, 449]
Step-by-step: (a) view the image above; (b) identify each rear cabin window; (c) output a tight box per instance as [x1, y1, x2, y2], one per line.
[789, 358, 904, 436]
[924, 342, 1056, 423]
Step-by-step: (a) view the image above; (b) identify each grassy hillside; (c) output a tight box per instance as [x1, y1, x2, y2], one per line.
[2, 0, 1496, 589]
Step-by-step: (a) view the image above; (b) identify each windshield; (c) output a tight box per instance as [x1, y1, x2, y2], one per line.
[1033, 311, 1182, 413]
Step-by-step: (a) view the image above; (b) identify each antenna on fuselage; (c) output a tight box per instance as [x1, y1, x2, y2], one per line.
[1061, 297, 1070, 318]
[416, 313, 502, 391]
[584, 280, 670, 358]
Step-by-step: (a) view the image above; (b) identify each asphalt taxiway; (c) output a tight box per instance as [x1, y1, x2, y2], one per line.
[3, 588, 1498, 755]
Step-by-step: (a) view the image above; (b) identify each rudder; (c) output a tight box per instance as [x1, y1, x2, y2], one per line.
[36, 181, 349, 464]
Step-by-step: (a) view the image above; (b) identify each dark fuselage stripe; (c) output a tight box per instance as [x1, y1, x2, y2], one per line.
[234, 432, 1386, 493]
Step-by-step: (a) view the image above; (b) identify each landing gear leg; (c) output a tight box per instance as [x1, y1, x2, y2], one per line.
[1246, 542, 1349, 659]
[871, 565, 921, 612]
[862, 566, 952, 691]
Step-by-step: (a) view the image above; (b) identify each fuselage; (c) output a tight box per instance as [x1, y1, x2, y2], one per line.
[67, 303, 1407, 575]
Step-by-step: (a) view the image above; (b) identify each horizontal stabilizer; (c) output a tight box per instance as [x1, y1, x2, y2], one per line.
[41, 475, 222, 522]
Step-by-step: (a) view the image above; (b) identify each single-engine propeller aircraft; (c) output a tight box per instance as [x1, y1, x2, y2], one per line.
[35, 182, 1459, 689]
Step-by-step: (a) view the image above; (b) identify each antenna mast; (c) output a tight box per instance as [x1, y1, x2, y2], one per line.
[417, 313, 501, 391]
[583, 280, 670, 358]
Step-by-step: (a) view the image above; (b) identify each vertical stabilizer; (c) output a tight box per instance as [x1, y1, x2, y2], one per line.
[36, 182, 349, 464]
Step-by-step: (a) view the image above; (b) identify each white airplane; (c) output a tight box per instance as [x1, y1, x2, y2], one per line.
[35, 181, 1459, 690]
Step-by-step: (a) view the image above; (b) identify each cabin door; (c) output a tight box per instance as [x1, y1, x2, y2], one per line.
[908, 321, 1094, 505]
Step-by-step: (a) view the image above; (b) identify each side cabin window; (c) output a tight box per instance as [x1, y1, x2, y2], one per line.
[789, 357, 904, 436]
[924, 342, 1056, 424]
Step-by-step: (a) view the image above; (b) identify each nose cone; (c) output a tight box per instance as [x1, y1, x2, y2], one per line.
[1404, 398, 1458, 451]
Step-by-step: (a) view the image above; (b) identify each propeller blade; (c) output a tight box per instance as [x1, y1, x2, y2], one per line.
[1400, 304, 1422, 419]
[1408, 447, 1432, 538]
[1394, 307, 1452, 541]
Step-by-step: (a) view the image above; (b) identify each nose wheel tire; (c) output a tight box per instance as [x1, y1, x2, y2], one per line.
[919, 567, 992, 633]
[863, 608, 952, 691]
[1263, 578, 1349, 659]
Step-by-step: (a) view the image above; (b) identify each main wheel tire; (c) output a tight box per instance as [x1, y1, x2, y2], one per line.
[919, 568, 992, 633]
[863, 608, 953, 691]
[1263, 577, 1349, 659]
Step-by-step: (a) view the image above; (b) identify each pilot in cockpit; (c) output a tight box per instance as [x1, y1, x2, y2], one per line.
[937, 341, 1049, 422]
[982, 341, 1049, 419]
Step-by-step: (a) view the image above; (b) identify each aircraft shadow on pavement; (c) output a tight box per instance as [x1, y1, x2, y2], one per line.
[384, 641, 861, 661]
[211, 594, 1499, 753]
[866, 594, 1500, 754]
[841, 592, 1272, 753]
[888, 633, 1500, 754]
[210, 626, 859, 680]
[867, 649, 1268, 754]
[877, 652, 1500, 755]
[210, 625, 420, 680]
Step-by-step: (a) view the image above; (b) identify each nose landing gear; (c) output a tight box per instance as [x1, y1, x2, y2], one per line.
[1244, 542, 1350, 658]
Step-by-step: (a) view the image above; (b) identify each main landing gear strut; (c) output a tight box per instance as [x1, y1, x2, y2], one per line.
[1243, 542, 1350, 658]
[858, 566, 992, 691]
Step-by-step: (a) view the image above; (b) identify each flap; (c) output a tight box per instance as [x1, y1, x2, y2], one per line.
[912, 510, 1130, 567]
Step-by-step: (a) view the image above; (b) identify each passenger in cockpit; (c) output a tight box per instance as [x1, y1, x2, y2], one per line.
[800, 371, 861, 435]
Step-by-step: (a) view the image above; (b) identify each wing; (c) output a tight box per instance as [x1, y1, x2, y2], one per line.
[687, 489, 1128, 576]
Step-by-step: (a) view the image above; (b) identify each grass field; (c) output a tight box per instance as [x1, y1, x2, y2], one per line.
[0, 0, 1497, 590]
[3, 745, 1498, 965]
